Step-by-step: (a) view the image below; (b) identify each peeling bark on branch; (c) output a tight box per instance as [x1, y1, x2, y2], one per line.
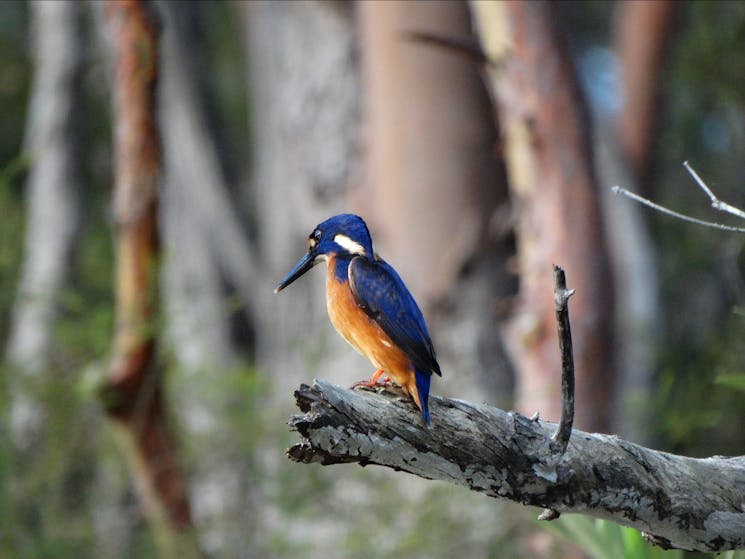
[289, 380, 745, 552]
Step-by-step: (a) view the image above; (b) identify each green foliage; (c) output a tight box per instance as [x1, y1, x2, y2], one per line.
[676, 2, 745, 107]
[0, 1, 30, 166]
[651, 298, 745, 454]
[0, 157, 27, 348]
[544, 516, 683, 559]
[715, 372, 745, 392]
[53, 227, 114, 367]
[648, 0, 745, 457]
[544, 515, 745, 559]
[265, 462, 520, 559]
[0, 365, 102, 558]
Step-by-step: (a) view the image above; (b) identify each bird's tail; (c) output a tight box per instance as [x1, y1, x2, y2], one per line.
[414, 369, 431, 426]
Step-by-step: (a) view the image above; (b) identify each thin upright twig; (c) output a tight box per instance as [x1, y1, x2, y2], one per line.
[550, 264, 576, 455]
[683, 161, 745, 220]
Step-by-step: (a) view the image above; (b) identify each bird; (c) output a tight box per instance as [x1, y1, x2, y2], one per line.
[274, 213, 441, 425]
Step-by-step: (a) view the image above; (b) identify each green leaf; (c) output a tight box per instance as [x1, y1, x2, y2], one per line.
[543, 516, 623, 559]
[715, 373, 745, 392]
[621, 527, 648, 559]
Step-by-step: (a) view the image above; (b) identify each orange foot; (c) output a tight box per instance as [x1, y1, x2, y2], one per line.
[351, 368, 391, 389]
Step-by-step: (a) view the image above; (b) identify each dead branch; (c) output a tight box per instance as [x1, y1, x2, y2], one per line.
[550, 264, 576, 455]
[288, 380, 745, 552]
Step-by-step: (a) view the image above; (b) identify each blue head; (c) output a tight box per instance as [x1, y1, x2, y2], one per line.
[274, 214, 374, 293]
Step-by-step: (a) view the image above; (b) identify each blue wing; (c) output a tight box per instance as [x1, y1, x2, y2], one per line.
[349, 256, 441, 378]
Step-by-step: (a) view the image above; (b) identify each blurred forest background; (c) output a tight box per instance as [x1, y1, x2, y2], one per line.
[2, 1, 745, 558]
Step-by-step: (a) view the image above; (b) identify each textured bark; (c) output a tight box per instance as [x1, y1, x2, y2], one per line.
[6, 0, 81, 443]
[289, 380, 745, 553]
[613, 0, 675, 189]
[470, 1, 614, 431]
[101, 0, 195, 544]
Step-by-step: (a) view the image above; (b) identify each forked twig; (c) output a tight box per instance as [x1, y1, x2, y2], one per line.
[612, 162, 745, 233]
[683, 161, 745, 220]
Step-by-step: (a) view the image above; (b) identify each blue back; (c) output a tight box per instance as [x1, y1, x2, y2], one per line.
[348, 256, 441, 379]
[304, 213, 441, 424]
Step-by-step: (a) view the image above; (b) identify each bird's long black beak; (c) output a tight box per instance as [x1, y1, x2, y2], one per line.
[274, 251, 316, 293]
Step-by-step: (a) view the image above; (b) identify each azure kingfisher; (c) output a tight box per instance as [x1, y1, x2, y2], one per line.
[274, 214, 441, 425]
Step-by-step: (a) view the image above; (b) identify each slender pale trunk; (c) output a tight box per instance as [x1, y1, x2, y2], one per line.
[6, 0, 81, 445]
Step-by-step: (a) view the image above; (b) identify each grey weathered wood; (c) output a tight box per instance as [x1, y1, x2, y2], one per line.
[288, 380, 745, 552]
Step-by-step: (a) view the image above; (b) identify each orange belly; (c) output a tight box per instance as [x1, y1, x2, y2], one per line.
[325, 256, 422, 411]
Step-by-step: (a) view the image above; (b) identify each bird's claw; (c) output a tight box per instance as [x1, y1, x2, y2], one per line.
[350, 377, 392, 390]
[350, 368, 392, 390]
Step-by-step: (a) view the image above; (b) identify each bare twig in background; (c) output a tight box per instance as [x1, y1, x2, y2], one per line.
[612, 162, 745, 233]
[683, 161, 745, 221]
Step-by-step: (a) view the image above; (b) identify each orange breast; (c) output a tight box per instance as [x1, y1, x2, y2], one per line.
[325, 256, 420, 407]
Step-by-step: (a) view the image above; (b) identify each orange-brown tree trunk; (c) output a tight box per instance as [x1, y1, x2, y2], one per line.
[471, 0, 614, 431]
[101, 0, 195, 549]
[357, 0, 509, 404]
[614, 0, 675, 190]
[357, 0, 498, 303]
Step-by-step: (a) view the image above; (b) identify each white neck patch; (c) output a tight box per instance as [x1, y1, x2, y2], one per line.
[334, 234, 366, 256]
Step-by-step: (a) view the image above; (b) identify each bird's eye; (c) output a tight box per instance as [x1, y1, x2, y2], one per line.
[308, 230, 321, 250]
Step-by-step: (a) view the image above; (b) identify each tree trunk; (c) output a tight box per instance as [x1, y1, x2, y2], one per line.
[5, 0, 81, 446]
[595, 126, 662, 442]
[240, 2, 372, 552]
[289, 380, 745, 553]
[101, 2, 198, 555]
[158, 0, 257, 371]
[613, 0, 675, 191]
[157, 2, 258, 554]
[594, 1, 674, 438]
[470, 0, 614, 431]
[356, 0, 513, 405]
[241, 0, 362, 397]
